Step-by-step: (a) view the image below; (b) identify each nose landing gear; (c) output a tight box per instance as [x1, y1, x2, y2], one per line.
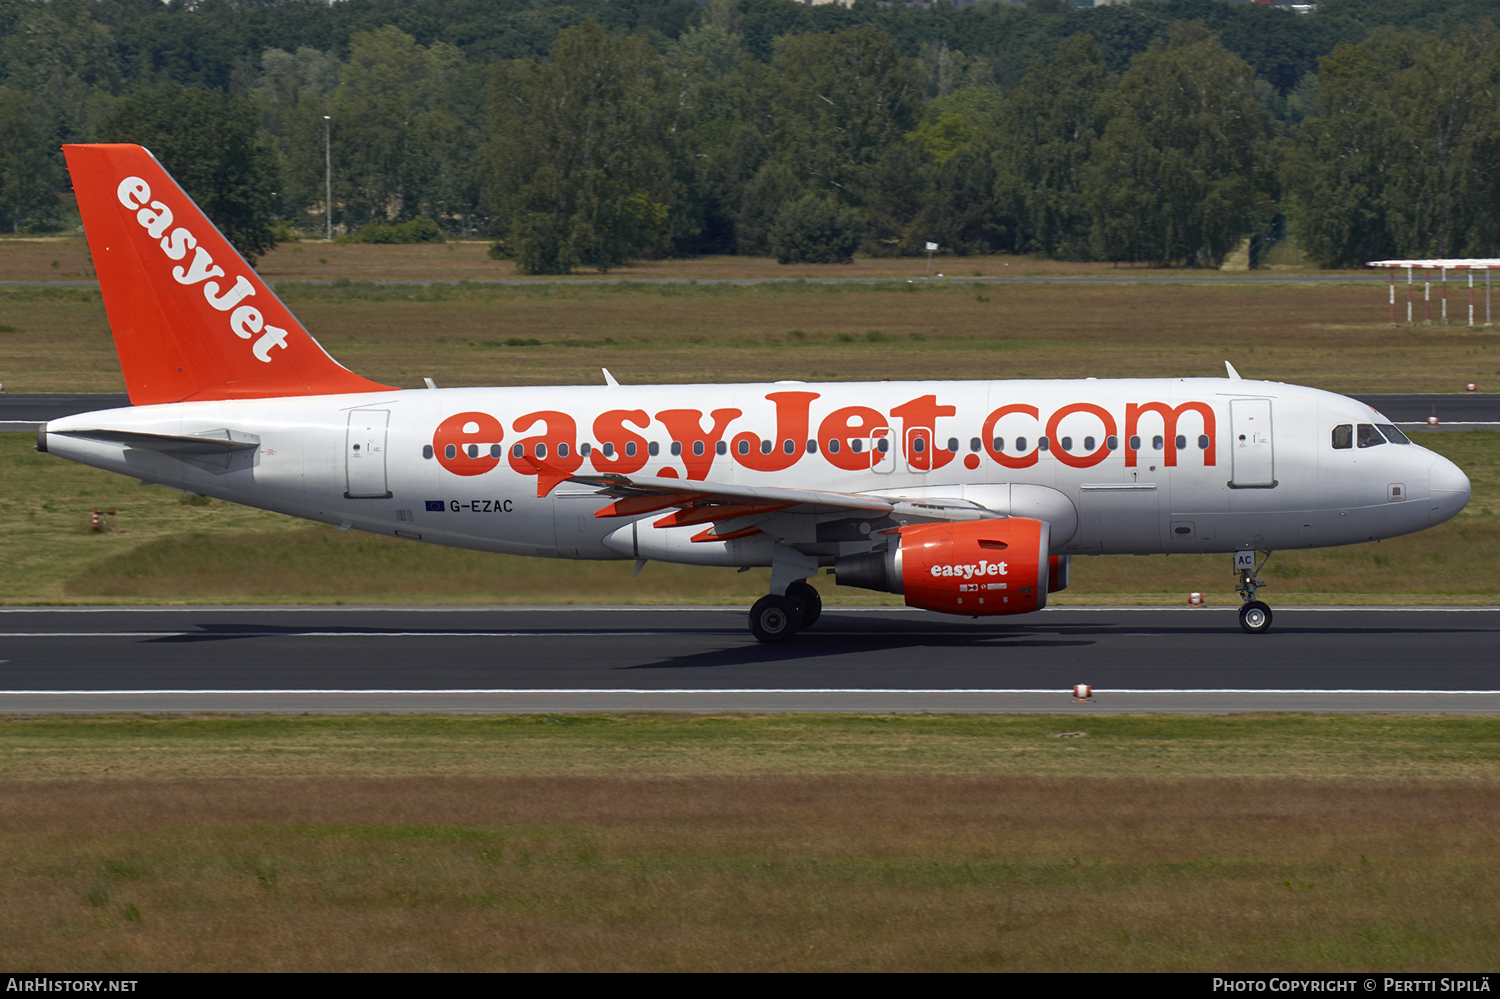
[1234, 550, 1273, 634]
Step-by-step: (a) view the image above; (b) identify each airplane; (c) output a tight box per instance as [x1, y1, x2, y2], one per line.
[37, 144, 1472, 642]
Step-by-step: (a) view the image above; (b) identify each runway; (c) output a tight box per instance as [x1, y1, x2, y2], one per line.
[2, 606, 1496, 714]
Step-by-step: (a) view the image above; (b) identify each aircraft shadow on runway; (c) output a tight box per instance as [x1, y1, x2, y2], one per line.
[615, 631, 1100, 671]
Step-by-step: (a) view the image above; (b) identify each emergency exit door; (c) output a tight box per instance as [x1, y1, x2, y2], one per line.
[345, 409, 392, 498]
[1229, 398, 1276, 488]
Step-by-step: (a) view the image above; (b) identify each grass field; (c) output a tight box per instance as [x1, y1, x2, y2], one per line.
[3, 248, 1498, 394]
[2, 713, 1498, 972]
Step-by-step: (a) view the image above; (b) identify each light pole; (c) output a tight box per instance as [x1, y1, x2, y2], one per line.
[323, 115, 332, 242]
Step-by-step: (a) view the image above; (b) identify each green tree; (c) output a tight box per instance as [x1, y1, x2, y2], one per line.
[1292, 29, 1500, 265]
[768, 192, 865, 265]
[767, 27, 922, 198]
[734, 160, 804, 257]
[1083, 23, 1279, 266]
[996, 35, 1112, 259]
[0, 3, 120, 169]
[327, 26, 468, 227]
[99, 84, 279, 264]
[0, 86, 62, 232]
[483, 20, 689, 273]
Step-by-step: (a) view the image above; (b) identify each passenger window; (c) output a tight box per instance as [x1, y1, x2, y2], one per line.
[1357, 424, 1385, 448]
[1039, 437, 1050, 451]
[827, 439, 840, 454]
[489, 444, 502, 458]
[760, 439, 772, 455]
[737, 439, 749, 455]
[1376, 424, 1411, 445]
[947, 437, 959, 452]
[625, 441, 637, 457]
[1107, 436, 1118, 450]
[579, 443, 591, 457]
[445, 444, 457, 460]
[648, 442, 660, 456]
[670, 441, 681, 456]
[1014, 436, 1026, 452]
[970, 438, 982, 452]
[805, 440, 817, 454]
[1060, 437, 1073, 452]
[851, 439, 863, 453]
[1129, 435, 1140, 450]
[1084, 436, 1096, 451]
[716, 441, 727, 455]
[1152, 435, 1164, 450]
[1174, 435, 1186, 450]
[557, 443, 569, 458]
[603, 442, 615, 457]
[877, 438, 889, 453]
[1197, 435, 1209, 450]
[913, 437, 926, 453]
[993, 437, 1004, 452]
[692, 441, 704, 456]
[511, 443, 524, 458]
[1332, 425, 1352, 449]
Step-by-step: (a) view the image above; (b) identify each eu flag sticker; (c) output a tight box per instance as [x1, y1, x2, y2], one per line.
[425, 500, 445, 512]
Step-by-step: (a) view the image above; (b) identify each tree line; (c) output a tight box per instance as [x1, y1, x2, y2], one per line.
[2, 0, 1498, 269]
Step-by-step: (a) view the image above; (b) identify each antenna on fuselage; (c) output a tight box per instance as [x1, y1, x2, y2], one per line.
[602, 368, 620, 387]
[1224, 361, 1243, 380]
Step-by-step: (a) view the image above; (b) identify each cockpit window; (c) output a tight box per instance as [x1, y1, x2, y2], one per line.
[1332, 425, 1352, 449]
[1376, 424, 1412, 445]
[1356, 423, 1385, 448]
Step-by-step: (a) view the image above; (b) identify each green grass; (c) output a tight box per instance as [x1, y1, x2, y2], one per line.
[5, 279, 1500, 392]
[5, 712, 1499, 781]
[2, 713, 1498, 971]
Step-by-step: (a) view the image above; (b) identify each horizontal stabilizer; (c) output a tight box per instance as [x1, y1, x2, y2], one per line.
[55, 427, 260, 456]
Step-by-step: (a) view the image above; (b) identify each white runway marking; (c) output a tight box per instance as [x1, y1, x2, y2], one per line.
[7, 688, 1499, 696]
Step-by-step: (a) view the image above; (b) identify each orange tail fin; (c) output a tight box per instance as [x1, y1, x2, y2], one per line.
[64, 143, 396, 404]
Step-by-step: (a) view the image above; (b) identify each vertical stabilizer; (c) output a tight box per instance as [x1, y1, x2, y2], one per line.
[64, 143, 396, 404]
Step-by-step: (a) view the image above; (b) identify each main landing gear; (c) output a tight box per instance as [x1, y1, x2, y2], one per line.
[1234, 550, 1274, 634]
[749, 579, 822, 643]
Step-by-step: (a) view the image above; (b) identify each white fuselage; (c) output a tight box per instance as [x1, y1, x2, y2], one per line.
[41, 377, 1470, 567]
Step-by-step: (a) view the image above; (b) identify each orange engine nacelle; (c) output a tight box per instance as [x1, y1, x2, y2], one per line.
[834, 518, 1051, 616]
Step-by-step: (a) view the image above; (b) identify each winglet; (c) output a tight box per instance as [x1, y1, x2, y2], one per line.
[63, 143, 396, 405]
[1225, 360, 1242, 380]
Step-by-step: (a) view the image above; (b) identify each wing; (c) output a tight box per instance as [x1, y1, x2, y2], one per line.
[529, 457, 1002, 546]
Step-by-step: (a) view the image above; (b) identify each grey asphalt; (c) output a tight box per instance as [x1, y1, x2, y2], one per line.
[1, 606, 1496, 713]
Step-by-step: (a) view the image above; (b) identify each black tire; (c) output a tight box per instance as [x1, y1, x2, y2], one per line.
[1239, 600, 1272, 634]
[785, 580, 822, 629]
[749, 594, 803, 643]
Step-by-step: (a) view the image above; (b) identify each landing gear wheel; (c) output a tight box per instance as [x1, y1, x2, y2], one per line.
[749, 594, 804, 643]
[785, 580, 822, 629]
[1239, 600, 1272, 634]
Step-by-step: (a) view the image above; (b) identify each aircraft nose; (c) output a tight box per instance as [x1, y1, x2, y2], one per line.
[1428, 454, 1471, 527]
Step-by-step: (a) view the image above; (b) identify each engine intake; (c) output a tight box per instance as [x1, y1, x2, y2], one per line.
[835, 518, 1051, 616]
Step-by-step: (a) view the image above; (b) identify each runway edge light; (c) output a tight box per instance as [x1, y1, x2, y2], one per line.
[1073, 684, 1093, 702]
